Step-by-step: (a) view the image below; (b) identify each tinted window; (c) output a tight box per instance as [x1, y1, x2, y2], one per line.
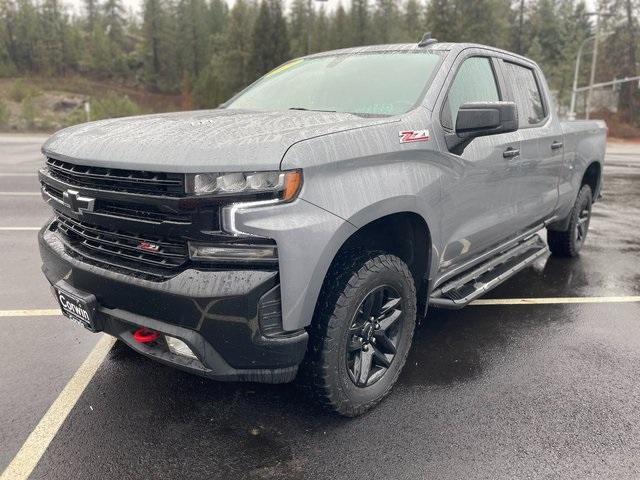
[502, 62, 546, 126]
[443, 57, 499, 129]
[226, 52, 444, 116]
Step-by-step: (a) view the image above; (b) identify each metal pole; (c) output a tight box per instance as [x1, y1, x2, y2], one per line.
[586, 11, 602, 120]
[569, 36, 593, 120]
[573, 75, 640, 93]
[570, 31, 613, 120]
[84, 100, 91, 122]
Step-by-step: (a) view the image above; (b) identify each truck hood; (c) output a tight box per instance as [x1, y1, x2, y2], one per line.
[42, 109, 395, 172]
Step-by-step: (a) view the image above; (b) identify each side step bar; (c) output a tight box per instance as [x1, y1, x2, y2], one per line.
[430, 235, 548, 309]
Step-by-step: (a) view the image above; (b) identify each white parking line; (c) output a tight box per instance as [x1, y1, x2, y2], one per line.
[0, 309, 61, 317]
[0, 134, 48, 143]
[0, 334, 115, 480]
[0, 192, 40, 196]
[470, 296, 640, 305]
[0, 227, 41, 231]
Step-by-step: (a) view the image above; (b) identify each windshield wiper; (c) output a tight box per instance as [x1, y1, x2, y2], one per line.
[288, 107, 337, 113]
[288, 107, 388, 118]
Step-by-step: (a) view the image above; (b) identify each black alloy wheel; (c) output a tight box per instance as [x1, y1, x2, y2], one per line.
[575, 203, 591, 247]
[346, 286, 403, 387]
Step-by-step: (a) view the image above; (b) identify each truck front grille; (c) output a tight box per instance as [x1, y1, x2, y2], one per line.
[42, 182, 193, 225]
[95, 202, 191, 224]
[40, 158, 249, 279]
[46, 157, 185, 197]
[54, 213, 189, 278]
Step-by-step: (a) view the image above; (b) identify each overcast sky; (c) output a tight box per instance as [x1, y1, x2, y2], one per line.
[66, 0, 598, 19]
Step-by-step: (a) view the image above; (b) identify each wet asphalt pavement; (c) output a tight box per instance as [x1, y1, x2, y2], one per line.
[1, 136, 639, 479]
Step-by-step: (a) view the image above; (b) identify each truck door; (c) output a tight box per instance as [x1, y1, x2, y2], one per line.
[436, 55, 523, 271]
[497, 60, 563, 231]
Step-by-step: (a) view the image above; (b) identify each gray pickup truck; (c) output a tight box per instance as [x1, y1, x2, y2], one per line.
[38, 39, 607, 416]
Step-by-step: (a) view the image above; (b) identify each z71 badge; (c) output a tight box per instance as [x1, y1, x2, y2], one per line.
[399, 130, 430, 143]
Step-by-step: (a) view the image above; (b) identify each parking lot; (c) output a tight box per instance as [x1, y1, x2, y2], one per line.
[1, 134, 639, 479]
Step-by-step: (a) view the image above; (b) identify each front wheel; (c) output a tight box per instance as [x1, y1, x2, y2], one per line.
[302, 252, 416, 417]
[547, 184, 593, 257]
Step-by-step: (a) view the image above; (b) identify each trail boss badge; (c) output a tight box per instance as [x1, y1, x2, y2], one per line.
[399, 130, 430, 143]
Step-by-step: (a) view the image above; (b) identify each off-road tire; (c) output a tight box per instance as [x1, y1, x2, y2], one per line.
[547, 184, 593, 257]
[301, 251, 417, 417]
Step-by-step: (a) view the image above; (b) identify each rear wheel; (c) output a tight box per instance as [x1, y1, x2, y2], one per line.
[302, 252, 416, 417]
[547, 184, 593, 257]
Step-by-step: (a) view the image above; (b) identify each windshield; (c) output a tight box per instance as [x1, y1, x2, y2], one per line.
[226, 51, 444, 117]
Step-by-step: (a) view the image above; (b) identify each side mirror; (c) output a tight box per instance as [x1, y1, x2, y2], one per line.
[445, 101, 518, 154]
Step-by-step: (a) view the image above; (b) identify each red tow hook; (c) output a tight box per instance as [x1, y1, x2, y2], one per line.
[133, 327, 160, 344]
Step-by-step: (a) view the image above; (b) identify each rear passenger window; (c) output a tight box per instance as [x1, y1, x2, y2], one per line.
[502, 62, 546, 126]
[442, 57, 499, 130]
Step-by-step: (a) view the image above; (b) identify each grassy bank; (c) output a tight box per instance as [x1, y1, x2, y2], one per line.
[0, 77, 182, 133]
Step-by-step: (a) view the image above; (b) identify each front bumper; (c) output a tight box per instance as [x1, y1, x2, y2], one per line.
[39, 224, 308, 383]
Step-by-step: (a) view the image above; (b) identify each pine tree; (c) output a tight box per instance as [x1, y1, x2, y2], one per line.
[512, 0, 527, 54]
[37, 0, 65, 75]
[350, 0, 369, 46]
[84, 0, 99, 32]
[209, 0, 228, 36]
[425, 0, 454, 42]
[219, 0, 257, 97]
[141, 0, 178, 91]
[529, 0, 563, 71]
[597, 0, 639, 124]
[176, 0, 211, 80]
[329, 3, 350, 49]
[250, 0, 289, 78]
[269, 0, 290, 64]
[142, 0, 162, 88]
[13, 0, 39, 71]
[554, 0, 591, 111]
[458, 0, 511, 47]
[310, 5, 329, 53]
[373, 0, 401, 44]
[250, 0, 273, 76]
[86, 21, 113, 76]
[0, 0, 18, 74]
[0, 38, 13, 75]
[103, 0, 125, 47]
[60, 11, 81, 73]
[426, 0, 511, 47]
[289, 0, 312, 56]
[193, 17, 227, 109]
[403, 0, 424, 43]
[618, 0, 638, 123]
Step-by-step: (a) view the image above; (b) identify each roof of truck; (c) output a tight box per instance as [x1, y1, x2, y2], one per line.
[305, 42, 537, 68]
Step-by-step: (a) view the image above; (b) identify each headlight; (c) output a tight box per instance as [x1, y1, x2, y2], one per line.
[186, 169, 302, 201]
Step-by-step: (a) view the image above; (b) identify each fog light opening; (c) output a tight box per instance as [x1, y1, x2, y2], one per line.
[165, 335, 197, 359]
[133, 327, 160, 344]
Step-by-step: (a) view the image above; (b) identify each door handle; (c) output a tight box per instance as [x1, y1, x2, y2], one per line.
[503, 147, 520, 159]
[551, 141, 563, 150]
